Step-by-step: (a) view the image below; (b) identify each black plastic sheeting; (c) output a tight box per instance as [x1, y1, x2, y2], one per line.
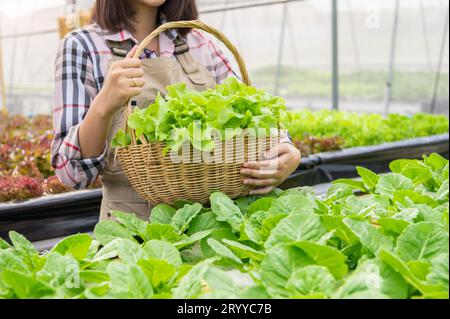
[1, 133, 448, 242]
[0, 189, 101, 242]
[282, 133, 449, 189]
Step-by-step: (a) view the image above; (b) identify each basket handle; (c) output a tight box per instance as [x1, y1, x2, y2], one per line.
[123, 20, 251, 145]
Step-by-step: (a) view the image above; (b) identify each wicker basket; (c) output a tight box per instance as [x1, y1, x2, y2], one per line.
[116, 21, 280, 206]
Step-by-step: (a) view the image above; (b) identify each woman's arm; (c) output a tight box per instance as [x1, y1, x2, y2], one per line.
[78, 46, 144, 158]
[51, 37, 144, 189]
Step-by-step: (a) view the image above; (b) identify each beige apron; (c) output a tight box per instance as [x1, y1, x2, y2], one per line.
[99, 36, 216, 221]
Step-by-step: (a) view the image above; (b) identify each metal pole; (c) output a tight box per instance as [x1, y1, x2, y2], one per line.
[383, 0, 400, 116]
[430, 5, 449, 114]
[274, 2, 288, 95]
[347, 0, 361, 72]
[419, 0, 432, 71]
[332, 0, 339, 110]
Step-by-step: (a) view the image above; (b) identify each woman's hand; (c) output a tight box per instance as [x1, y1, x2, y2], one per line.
[241, 143, 301, 195]
[79, 46, 145, 158]
[96, 45, 145, 117]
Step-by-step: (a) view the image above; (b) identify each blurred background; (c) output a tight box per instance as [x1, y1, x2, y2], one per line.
[0, 0, 449, 116]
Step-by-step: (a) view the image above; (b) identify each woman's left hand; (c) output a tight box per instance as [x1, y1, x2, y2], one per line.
[241, 143, 302, 195]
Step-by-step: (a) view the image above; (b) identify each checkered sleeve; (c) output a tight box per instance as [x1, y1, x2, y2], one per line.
[51, 34, 106, 190]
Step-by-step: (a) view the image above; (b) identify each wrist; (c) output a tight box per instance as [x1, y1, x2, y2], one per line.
[92, 91, 115, 120]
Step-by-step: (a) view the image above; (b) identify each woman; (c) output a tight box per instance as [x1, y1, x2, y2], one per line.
[51, 0, 301, 221]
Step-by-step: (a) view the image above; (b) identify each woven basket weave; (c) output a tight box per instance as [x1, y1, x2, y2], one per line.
[116, 21, 280, 206]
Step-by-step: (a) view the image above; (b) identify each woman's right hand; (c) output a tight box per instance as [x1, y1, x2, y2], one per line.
[97, 45, 145, 117]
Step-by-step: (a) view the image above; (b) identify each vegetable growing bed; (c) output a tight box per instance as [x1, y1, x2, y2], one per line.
[0, 114, 101, 203]
[0, 154, 448, 299]
[286, 110, 449, 157]
[283, 110, 449, 188]
[1, 108, 447, 204]
[1, 110, 448, 242]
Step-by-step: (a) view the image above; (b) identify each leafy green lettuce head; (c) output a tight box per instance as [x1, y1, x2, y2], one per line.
[112, 77, 288, 153]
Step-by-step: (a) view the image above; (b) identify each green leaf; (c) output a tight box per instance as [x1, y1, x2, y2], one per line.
[173, 259, 214, 299]
[111, 129, 131, 148]
[260, 244, 309, 298]
[92, 239, 119, 262]
[356, 166, 379, 190]
[321, 215, 359, 245]
[174, 230, 213, 250]
[286, 265, 337, 297]
[203, 267, 237, 297]
[117, 239, 148, 264]
[51, 233, 92, 260]
[9, 231, 38, 262]
[138, 258, 176, 287]
[143, 240, 182, 267]
[292, 241, 348, 280]
[379, 249, 445, 297]
[265, 213, 327, 249]
[260, 213, 287, 242]
[200, 228, 236, 258]
[242, 210, 267, 244]
[378, 218, 409, 236]
[93, 221, 135, 246]
[111, 211, 148, 238]
[107, 262, 153, 299]
[36, 252, 80, 288]
[392, 208, 419, 223]
[332, 179, 366, 192]
[79, 270, 109, 284]
[396, 222, 449, 262]
[0, 238, 11, 250]
[270, 195, 316, 215]
[247, 197, 275, 216]
[423, 153, 448, 171]
[333, 257, 408, 299]
[344, 218, 394, 256]
[187, 211, 221, 235]
[238, 285, 270, 299]
[2, 270, 55, 298]
[394, 190, 438, 208]
[145, 224, 179, 242]
[426, 254, 449, 291]
[0, 250, 31, 274]
[206, 238, 242, 264]
[390, 159, 433, 185]
[222, 239, 265, 261]
[171, 203, 202, 234]
[407, 260, 431, 281]
[210, 192, 244, 232]
[376, 173, 414, 197]
[150, 204, 176, 224]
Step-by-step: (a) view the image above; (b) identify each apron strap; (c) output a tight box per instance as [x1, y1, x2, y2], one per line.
[173, 36, 208, 85]
[107, 36, 209, 85]
[107, 39, 135, 58]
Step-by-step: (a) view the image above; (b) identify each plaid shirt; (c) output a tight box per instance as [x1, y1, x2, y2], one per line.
[51, 23, 234, 189]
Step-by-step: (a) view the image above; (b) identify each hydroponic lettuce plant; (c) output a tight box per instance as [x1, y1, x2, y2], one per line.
[0, 154, 448, 299]
[112, 77, 289, 153]
[0, 115, 101, 203]
[287, 110, 449, 156]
